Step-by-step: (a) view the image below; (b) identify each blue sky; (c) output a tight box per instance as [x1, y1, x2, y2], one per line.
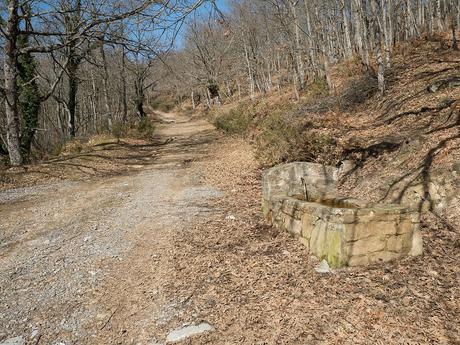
[173, 0, 230, 48]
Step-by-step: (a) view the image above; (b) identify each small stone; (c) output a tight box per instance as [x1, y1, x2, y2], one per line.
[428, 270, 439, 277]
[402, 297, 412, 307]
[314, 260, 331, 274]
[225, 214, 236, 220]
[0, 337, 25, 345]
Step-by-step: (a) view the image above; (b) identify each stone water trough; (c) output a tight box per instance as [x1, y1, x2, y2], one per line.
[262, 162, 423, 267]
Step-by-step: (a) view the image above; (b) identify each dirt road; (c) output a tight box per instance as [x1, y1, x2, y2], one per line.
[0, 114, 221, 344]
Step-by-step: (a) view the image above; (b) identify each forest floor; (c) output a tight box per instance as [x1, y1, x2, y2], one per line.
[1, 110, 459, 344]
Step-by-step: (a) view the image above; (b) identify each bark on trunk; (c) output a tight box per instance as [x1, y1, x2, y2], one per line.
[67, 55, 79, 137]
[372, 0, 386, 95]
[134, 77, 146, 118]
[120, 47, 128, 123]
[100, 43, 112, 132]
[90, 68, 98, 132]
[341, 0, 353, 59]
[243, 44, 255, 99]
[4, 0, 22, 166]
[289, 0, 305, 89]
[382, 0, 392, 66]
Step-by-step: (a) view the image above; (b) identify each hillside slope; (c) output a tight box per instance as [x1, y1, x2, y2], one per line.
[213, 38, 459, 230]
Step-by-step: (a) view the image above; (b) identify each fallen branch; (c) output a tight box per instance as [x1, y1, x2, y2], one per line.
[100, 306, 119, 330]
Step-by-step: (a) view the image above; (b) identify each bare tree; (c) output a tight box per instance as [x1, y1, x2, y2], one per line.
[1, 0, 207, 165]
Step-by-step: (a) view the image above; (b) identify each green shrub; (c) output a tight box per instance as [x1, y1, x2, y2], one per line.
[150, 98, 175, 112]
[214, 107, 252, 135]
[309, 77, 329, 98]
[112, 121, 129, 139]
[255, 112, 334, 166]
[137, 117, 155, 139]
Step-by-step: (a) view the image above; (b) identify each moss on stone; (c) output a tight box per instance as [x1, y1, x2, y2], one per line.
[261, 200, 270, 217]
[325, 230, 345, 268]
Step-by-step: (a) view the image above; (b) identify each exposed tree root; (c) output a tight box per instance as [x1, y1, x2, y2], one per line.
[414, 66, 459, 80]
[339, 139, 402, 182]
[382, 98, 457, 125]
[427, 76, 460, 92]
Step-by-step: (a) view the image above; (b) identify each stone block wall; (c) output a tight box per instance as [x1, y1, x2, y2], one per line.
[262, 163, 423, 267]
[262, 162, 339, 201]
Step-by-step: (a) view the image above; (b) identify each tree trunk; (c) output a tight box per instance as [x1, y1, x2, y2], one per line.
[289, 0, 305, 89]
[372, 0, 386, 95]
[134, 77, 146, 118]
[90, 68, 98, 132]
[352, 0, 364, 58]
[436, 0, 443, 31]
[67, 55, 79, 137]
[4, 0, 22, 166]
[17, 5, 40, 159]
[452, 16, 459, 50]
[243, 44, 255, 99]
[18, 51, 40, 157]
[382, 0, 392, 66]
[341, 0, 353, 59]
[120, 47, 128, 123]
[303, 0, 317, 70]
[100, 43, 112, 132]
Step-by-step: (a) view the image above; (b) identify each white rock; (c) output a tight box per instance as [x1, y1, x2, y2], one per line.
[225, 214, 236, 220]
[166, 323, 214, 343]
[314, 260, 331, 274]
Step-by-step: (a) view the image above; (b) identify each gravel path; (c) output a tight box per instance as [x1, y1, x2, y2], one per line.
[0, 115, 221, 345]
